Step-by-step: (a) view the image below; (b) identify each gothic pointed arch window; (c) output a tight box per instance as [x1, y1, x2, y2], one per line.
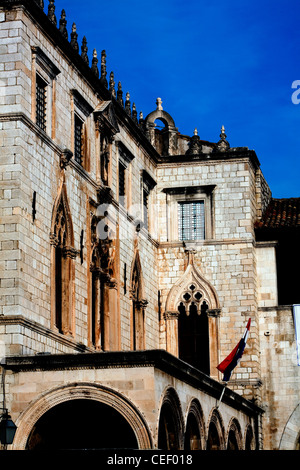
[50, 182, 76, 335]
[164, 249, 221, 378]
[177, 285, 210, 374]
[89, 214, 104, 350]
[130, 251, 148, 350]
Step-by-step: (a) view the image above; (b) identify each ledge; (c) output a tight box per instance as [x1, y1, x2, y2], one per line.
[0, 315, 92, 353]
[2, 348, 263, 417]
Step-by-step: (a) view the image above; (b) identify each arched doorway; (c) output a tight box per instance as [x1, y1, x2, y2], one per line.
[184, 399, 206, 450]
[157, 388, 184, 450]
[206, 410, 225, 450]
[226, 418, 242, 450]
[279, 403, 300, 450]
[12, 383, 152, 450]
[207, 421, 221, 450]
[245, 424, 255, 450]
[227, 429, 239, 450]
[26, 399, 138, 450]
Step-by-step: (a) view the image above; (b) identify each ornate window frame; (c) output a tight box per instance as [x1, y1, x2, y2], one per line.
[50, 178, 76, 336]
[162, 185, 215, 242]
[164, 249, 221, 379]
[31, 46, 60, 138]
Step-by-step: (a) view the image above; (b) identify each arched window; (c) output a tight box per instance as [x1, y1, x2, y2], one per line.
[50, 182, 76, 335]
[164, 249, 221, 379]
[90, 214, 104, 349]
[178, 286, 210, 374]
[130, 251, 147, 350]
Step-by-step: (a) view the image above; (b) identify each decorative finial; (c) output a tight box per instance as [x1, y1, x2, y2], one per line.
[34, 0, 44, 8]
[117, 82, 124, 107]
[156, 97, 163, 110]
[70, 23, 79, 53]
[139, 112, 145, 130]
[81, 37, 89, 65]
[125, 92, 131, 116]
[109, 72, 116, 97]
[186, 128, 202, 155]
[132, 103, 138, 124]
[59, 10, 68, 40]
[100, 50, 108, 88]
[48, 0, 57, 25]
[91, 49, 99, 77]
[214, 125, 230, 153]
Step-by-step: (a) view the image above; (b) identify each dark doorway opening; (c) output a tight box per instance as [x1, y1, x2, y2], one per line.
[207, 422, 221, 450]
[178, 302, 210, 374]
[184, 413, 201, 450]
[227, 429, 239, 450]
[158, 402, 180, 450]
[26, 399, 138, 450]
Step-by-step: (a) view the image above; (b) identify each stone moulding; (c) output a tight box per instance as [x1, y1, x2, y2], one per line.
[11, 382, 153, 450]
[0, 315, 91, 353]
[2, 350, 264, 418]
[165, 251, 220, 313]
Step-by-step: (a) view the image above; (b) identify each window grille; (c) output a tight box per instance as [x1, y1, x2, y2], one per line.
[178, 201, 205, 241]
[36, 75, 47, 131]
[119, 162, 126, 204]
[74, 114, 83, 164]
[143, 187, 149, 231]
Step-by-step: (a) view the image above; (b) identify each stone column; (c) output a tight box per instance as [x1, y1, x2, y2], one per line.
[108, 279, 119, 351]
[164, 311, 179, 357]
[207, 308, 221, 380]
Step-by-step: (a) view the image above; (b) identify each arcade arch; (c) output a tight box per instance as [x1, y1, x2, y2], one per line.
[12, 383, 152, 450]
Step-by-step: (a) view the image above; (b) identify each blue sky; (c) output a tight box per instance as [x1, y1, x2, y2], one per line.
[50, 0, 300, 198]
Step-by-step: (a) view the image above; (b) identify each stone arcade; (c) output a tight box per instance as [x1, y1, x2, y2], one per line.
[0, 0, 299, 450]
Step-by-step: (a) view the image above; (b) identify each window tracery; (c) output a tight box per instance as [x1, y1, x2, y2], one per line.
[50, 183, 76, 336]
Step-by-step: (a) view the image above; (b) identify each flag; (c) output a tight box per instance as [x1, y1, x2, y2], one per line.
[217, 318, 251, 382]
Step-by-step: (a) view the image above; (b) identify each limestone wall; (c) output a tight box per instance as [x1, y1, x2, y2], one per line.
[0, 5, 159, 355]
[259, 306, 300, 450]
[155, 158, 261, 391]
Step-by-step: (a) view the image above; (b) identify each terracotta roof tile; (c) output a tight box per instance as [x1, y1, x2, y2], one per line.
[255, 198, 300, 229]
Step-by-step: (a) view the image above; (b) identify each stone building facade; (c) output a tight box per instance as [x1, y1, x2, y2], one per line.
[0, 0, 299, 450]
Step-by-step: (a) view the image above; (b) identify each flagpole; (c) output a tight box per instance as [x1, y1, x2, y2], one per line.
[216, 382, 227, 409]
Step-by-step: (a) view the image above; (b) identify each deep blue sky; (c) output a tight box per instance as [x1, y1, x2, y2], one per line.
[50, 0, 299, 198]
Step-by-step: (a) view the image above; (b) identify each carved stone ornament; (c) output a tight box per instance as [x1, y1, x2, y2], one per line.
[47, 0, 57, 26]
[50, 177, 75, 251]
[63, 246, 78, 259]
[59, 9, 68, 40]
[186, 128, 202, 155]
[165, 248, 220, 315]
[94, 101, 120, 136]
[214, 125, 230, 153]
[60, 148, 73, 170]
[90, 213, 116, 282]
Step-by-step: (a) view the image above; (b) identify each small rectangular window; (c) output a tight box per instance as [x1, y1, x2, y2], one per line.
[36, 74, 47, 131]
[178, 201, 205, 241]
[119, 162, 126, 205]
[143, 187, 149, 231]
[74, 114, 83, 165]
